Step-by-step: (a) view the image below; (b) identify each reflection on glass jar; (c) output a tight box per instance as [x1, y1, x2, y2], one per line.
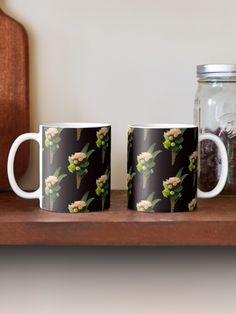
[194, 64, 236, 196]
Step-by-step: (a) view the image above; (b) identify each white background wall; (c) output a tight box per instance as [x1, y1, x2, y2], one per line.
[1, 1, 236, 313]
[3, 0, 236, 190]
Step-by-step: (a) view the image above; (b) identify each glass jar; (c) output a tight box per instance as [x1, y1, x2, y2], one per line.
[194, 64, 236, 196]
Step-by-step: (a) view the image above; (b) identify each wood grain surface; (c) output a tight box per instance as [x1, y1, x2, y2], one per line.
[0, 190, 236, 245]
[0, 8, 29, 190]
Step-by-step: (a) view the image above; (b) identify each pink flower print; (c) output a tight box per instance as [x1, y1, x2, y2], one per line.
[69, 200, 87, 212]
[97, 174, 108, 185]
[68, 143, 95, 190]
[68, 191, 95, 213]
[98, 127, 109, 137]
[96, 127, 110, 163]
[136, 192, 161, 212]
[72, 152, 87, 162]
[45, 175, 58, 186]
[96, 169, 110, 210]
[136, 144, 162, 189]
[45, 128, 58, 138]
[44, 168, 67, 211]
[137, 152, 153, 162]
[128, 127, 133, 135]
[73, 200, 87, 209]
[188, 198, 197, 211]
[190, 151, 198, 161]
[136, 200, 153, 212]
[162, 167, 188, 212]
[189, 151, 198, 186]
[163, 128, 185, 165]
[166, 177, 181, 187]
[167, 128, 182, 138]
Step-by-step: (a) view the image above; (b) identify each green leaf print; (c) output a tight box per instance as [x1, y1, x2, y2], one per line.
[44, 168, 67, 211]
[67, 143, 95, 190]
[68, 191, 95, 213]
[136, 192, 161, 213]
[162, 128, 185, 166]
[162, 168, 188, 212]
[44, 128, 63, 164]
[95, 167, 110, 210]
[96, 127, 110, 163]
[136, 144, 162, 189]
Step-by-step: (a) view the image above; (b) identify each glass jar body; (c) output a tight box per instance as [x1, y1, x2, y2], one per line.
[194, 76, 236, 195]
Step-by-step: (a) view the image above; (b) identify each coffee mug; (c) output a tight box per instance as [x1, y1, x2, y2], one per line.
[127, 124, 228, 212]
[8, 123, 111, 212]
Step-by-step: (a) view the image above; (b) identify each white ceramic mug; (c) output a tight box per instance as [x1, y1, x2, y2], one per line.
[127, 124, 229, 212]
[8, 123, 111, 212]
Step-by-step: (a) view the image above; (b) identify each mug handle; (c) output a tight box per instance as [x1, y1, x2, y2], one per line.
[198, 133, 228, 198]
[7, 132, 41, 199]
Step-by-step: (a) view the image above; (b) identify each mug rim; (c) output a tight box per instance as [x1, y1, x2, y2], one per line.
[41, 122, 110, 128]
[129, 123, 197, 129]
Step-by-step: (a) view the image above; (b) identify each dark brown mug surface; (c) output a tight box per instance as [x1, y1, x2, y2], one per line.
[42, 124, 111, 212]
[127, 124, 198, 212]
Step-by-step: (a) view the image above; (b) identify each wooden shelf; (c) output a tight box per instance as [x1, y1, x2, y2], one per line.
[0, 191, 236, 245]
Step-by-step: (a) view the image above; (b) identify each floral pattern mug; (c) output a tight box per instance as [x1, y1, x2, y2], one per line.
[8, 123, 111, 212]
[127, 124, 228, 212]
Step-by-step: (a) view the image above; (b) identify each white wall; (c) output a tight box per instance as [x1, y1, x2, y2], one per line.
[2, 1, 236, 313]
[3, 0, 236, 189]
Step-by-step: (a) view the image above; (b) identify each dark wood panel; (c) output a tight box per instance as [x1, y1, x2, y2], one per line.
[0, 9, 29, 190]
[0, 191, 236, 245]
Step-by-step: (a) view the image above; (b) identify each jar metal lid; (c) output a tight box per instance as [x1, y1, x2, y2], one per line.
[197, 64, 236, 78]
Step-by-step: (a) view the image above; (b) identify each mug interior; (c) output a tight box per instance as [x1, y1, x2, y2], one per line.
[41, 122, 110, 128]
[129, 123, 197, 129]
